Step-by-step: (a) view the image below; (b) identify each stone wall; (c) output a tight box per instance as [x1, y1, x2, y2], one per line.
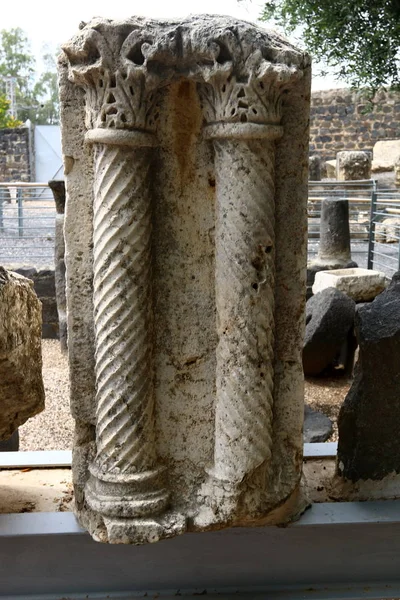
[0, 127, 32, 182]
[310, 89, 400, 161]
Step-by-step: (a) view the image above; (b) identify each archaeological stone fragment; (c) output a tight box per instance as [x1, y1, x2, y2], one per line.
[336, 273, 400, 493]
[303, 288, 356, 376]
[48, 180, 67, 352]
[313, 267, 387, 302]
[372, 140, 400, 173]
[394, 156, 400, 188]
[309, 155, 322, 181]
[59, 15, 311, 544]
[0, 267, 45, 441]
[336, 151, 372, 181]
[304, 405, 333, 443]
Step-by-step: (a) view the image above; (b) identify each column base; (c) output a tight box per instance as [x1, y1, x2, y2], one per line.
[85, 463, 170, 519]
[101, 512, 187, 544]
[193, 474, 309, 530]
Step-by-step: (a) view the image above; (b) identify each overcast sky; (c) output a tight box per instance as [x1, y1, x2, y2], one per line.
[2, 0, 341, 90]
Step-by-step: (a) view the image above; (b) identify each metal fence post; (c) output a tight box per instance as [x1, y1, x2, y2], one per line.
[17, 188, 24, 238]
[367, 181, 377, 270]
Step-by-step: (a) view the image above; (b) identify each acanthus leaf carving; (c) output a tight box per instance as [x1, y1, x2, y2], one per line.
[62, 17, 307, 131]
[62, 25, 163, 131]
[197, 45, 303, 126]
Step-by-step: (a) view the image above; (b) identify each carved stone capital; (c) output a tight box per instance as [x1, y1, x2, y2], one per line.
[62, 16, 308, 131]
[198, 53, 302, 127]
[62, 22, 163, 131]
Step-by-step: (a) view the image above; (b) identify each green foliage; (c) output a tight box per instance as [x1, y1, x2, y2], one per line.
[0, 28, 35, 93]
[0, 94, 23, 128]
[0, 28, 59, 125]
[261, 0, 400, 90]
[31, 49, 59, 125]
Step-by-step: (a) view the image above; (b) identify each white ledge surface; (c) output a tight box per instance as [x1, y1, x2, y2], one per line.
[0, 444, 337, 470]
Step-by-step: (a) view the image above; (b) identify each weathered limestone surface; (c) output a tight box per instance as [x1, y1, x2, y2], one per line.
[372, 140, 400, 173]
[376, 217, 400, 243]
[48, 180, 68, 352]
[0, 268, 44, 440]
[325, 160, 336, 178]
[336, 150, 371, 181]
[336, 273, 400, 494]
[313, 268, 388, 302]
[60, 15, 311, 544]
[395, 157, 400, 188]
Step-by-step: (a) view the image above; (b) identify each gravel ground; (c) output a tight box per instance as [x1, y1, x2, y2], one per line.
[0, 198, 56, 268]
[19, 339, 73, 451]
[305, 375, 352, 442]
[19, 340, 350, 451]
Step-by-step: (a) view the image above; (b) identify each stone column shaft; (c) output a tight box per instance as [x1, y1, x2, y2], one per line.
[85, 129, 169, 519]
[207, 123, 281, 485]
[318, 198, 353, 264]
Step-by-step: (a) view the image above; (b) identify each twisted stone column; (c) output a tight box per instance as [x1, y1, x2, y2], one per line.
[206, 122, 282, 487]
[84, 128, 169, 519]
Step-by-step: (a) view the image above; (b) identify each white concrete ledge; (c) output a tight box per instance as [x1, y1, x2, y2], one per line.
[0, 450, 72, 469]
[2, 499, 400, 537]
[0, 444, 337, 469]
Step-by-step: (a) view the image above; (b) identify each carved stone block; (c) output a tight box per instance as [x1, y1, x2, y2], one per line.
[313, 268, 388, 302]
[336, 150, 372, 181]
[59, 15, 311, 544]
[0, 268, 44, 441]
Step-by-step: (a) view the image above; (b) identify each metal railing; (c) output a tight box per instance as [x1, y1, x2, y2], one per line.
[1, 179, 398, 276]
[0, 182, 55, 267]
[308, 179, 379, 271]
[367, 188, 400, 276]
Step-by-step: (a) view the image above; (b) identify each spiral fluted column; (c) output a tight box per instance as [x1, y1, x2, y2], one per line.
[206, 122, 283, 486]
[84, 128, 169, 519]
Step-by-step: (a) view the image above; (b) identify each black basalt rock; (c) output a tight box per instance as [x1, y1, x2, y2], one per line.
[337, 272, 400, 482]
[303, 287, 356, 376]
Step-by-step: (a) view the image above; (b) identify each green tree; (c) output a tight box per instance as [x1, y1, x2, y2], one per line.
[0, 94, 22, 128]
[0, 28, 36, 121]
[32, 49, 59, 125]
[0, 29, 59, 125]
[260, 0, 400, 90]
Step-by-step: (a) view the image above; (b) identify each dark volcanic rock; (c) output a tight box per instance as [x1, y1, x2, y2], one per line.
[337, 272, 400, 482]
[303, 287, 356, 376]
[304, 405, 333, 443]
[0, 429, 19, 451]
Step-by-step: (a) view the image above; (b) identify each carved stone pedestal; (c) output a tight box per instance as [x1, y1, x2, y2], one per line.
[59, 15, 311, 544]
